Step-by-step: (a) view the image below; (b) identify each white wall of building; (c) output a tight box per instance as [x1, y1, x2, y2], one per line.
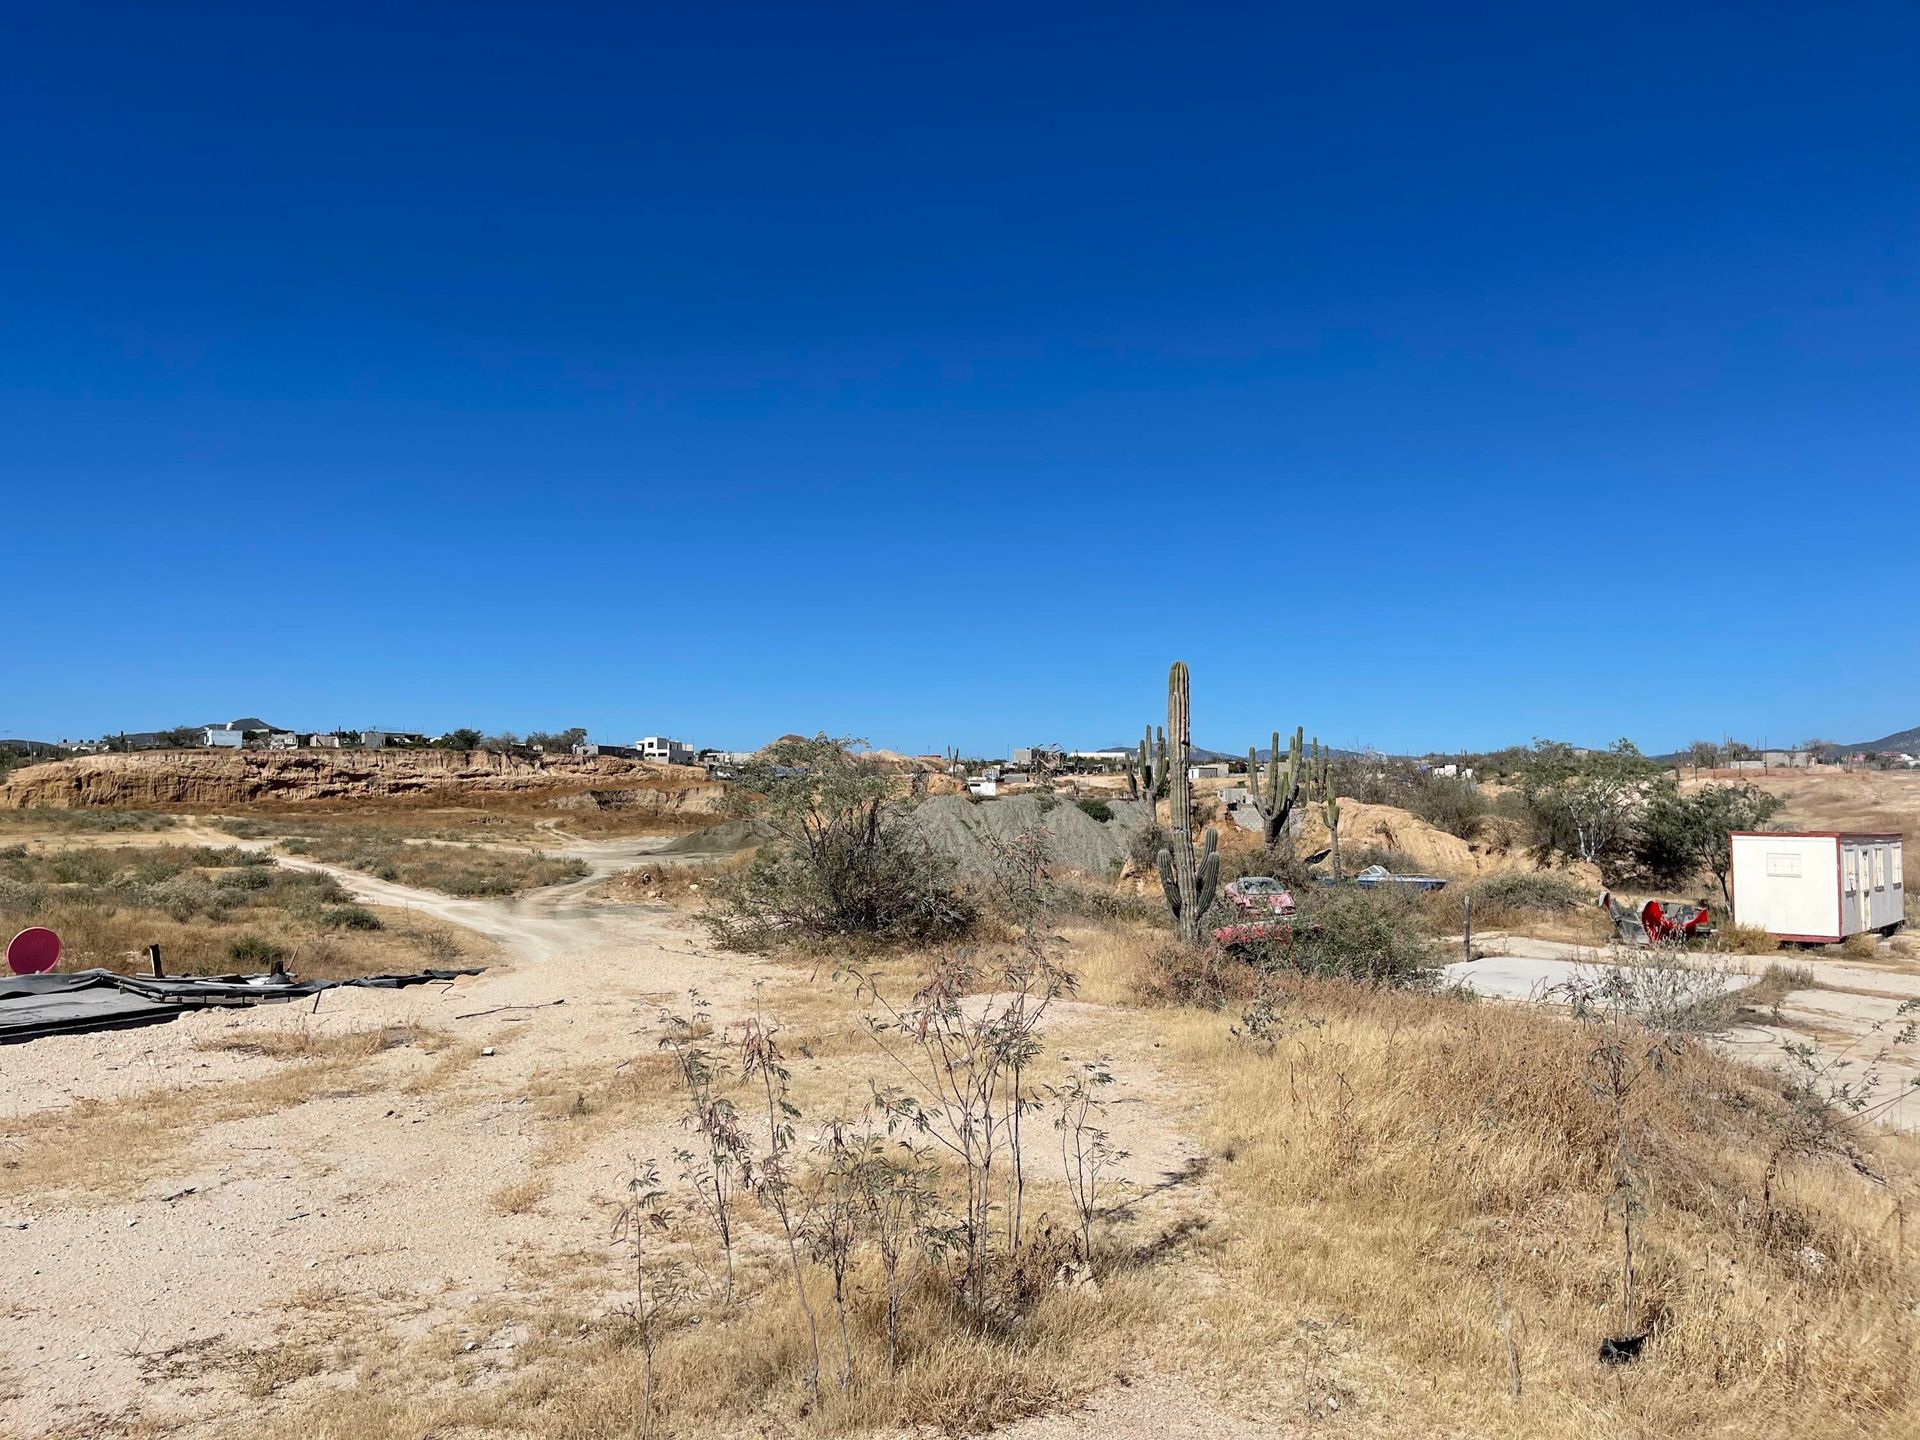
[1732, 832, 1906, 941]
[1731, 833, 1841, 941]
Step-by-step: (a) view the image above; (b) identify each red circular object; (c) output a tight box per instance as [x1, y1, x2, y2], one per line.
[7, 927, 61, 975]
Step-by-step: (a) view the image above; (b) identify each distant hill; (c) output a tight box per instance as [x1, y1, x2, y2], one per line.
[1844, 724, 1920, 753]
[201, 717, 279, 734]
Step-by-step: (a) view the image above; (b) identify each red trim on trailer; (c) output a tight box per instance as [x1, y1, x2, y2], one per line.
[1771, 933, 1843, 945]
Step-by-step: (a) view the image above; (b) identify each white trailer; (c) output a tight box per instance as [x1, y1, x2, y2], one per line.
[1730, 831, 1905, 943]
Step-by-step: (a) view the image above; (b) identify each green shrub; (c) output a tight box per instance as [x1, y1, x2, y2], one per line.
[1251, 886, 1444, 989]
[1407, 775, 1488, 840]
[1075, 797, 1115, 823]
[321, 904, 383, 931]
[1468, 871, 1587, 913]
[228, 933, 289, 966]
[700, 735, 976, 950]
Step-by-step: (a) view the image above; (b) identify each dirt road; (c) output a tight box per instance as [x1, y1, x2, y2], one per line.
[0, 836, 779, 1437]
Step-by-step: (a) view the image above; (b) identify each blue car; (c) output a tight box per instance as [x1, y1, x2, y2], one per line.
[1321, 863, 1448, 892]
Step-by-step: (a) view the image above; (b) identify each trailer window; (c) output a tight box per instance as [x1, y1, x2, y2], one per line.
[1873, 848, 1887, 890]
[1844, 851, 1858, 893]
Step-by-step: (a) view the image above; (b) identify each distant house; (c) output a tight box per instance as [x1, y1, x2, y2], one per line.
[201, 726, 244, 749]
[574, 742, 644, 760]
[306, 733, 343, 749]
[1188, 762, 1231, 780]
[362, 730, 427, 750]
[638, 736, 695, 765]
[967, 776, 1000, 798]
[266, 733, 299, 750]
[1012, 746, 1062, 768]
[60, 738, 110, 755]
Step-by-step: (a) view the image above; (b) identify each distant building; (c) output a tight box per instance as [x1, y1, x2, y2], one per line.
[1188, 762, 1231, 780]
[574, 742, 644, 759]
[60, 738, 110, 755]
[266, 732, 299, 750]
[361, 730, 427, 750]
[967, 776, 1000, 798]
[638, 736, 695, 765]
[1011, 746, 1062, 768]
[201, 726, 244, 749]
[306, 733, 343, 749]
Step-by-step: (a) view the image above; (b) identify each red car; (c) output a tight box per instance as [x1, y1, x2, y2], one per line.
[1223, 876, 1296, 916]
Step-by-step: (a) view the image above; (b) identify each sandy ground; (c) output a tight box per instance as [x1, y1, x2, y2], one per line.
[3, 814, 1913, 1436]
[0, 830, 1209, 1439]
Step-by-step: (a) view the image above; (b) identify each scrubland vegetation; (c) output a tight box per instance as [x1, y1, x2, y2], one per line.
[527, 715, 1917, 1440]
[0, 842, 475, 977]
[275, 827, 589, 896]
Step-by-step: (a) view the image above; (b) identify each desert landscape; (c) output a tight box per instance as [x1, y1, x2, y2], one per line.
[10, 9, 1916, 1437]
[3, 687, 1916, 1440]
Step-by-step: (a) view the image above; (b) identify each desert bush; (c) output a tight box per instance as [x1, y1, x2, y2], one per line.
[0, 808, 179, 833]
[1713, 922, 1778, 954]
[1260, 886, 1445, 988]
[1044, 881, 1159, 925]
[1406, 774, 1487, 840]
[227, 933, 289, 966]
[1134, 936, 1258, 1009]
[1842, 932, 1880, 960]
[320, 904, 383, 931]
[701, 736, 974, 950]
[1074, 797, 1114, 823]
[280, 833, 586, 895]
[1469, 870, 1587, 914]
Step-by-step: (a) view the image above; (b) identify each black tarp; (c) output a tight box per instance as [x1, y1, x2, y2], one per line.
[0, 967, 484, 1044]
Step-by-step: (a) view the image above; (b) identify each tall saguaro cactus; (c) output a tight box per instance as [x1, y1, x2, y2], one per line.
[1157, 661, 1220, 943]
[1246, 726, 1304, 847]
[1325, 792, 1343, 881]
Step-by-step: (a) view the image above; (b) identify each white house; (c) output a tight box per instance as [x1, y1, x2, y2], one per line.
[1730, 831, 1905, 943]
[966, 776, 1000, 798]
[201, 726, 244, 749]
[307, 733, 342, 748]
[266, 733, 299, 750]
[638, 736, 695, 765]
[1189, 762, 1231, 781]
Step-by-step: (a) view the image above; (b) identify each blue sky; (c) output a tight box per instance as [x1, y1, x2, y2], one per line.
[4, 3, 1916, 756]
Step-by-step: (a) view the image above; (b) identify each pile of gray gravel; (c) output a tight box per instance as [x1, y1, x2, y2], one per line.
[906, 794, 1151, 879]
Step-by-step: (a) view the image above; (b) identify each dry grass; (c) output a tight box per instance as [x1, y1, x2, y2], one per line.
[1714, 921, 1779, 954]
[0, 843, 484, 978]
[1155, 979, 1920, 1438]
[600, 856, 746, 908]
[198, 1021, 447, 1062]
[490, 1175, 553, 1215]
[277, 828, 588, 896]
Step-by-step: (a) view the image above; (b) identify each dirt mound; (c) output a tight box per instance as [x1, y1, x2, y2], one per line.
[0, 749, 725, 817]
[910, 794, 1151, 878]
[658, 819, 775, 855]
[1282, 797, 1599, 885]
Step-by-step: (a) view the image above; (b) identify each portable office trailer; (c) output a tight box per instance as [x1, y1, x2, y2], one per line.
[1729, 831, 1905, 943]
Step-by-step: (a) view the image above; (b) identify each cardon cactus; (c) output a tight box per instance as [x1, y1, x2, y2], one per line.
[1126, 723, 1168, 806]
[1156, 661, 1220, 943]
[1325, 792, 1342, 880]
[1246, 725, 1303, 847]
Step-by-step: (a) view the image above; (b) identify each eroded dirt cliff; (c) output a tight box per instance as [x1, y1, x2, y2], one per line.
[0, 748, 725, 816]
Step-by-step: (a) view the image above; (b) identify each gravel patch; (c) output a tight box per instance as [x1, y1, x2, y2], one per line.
[909, 794, 1151, 878]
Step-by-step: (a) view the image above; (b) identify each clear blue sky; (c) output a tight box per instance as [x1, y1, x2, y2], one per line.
[5, 3, 1916, 756]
